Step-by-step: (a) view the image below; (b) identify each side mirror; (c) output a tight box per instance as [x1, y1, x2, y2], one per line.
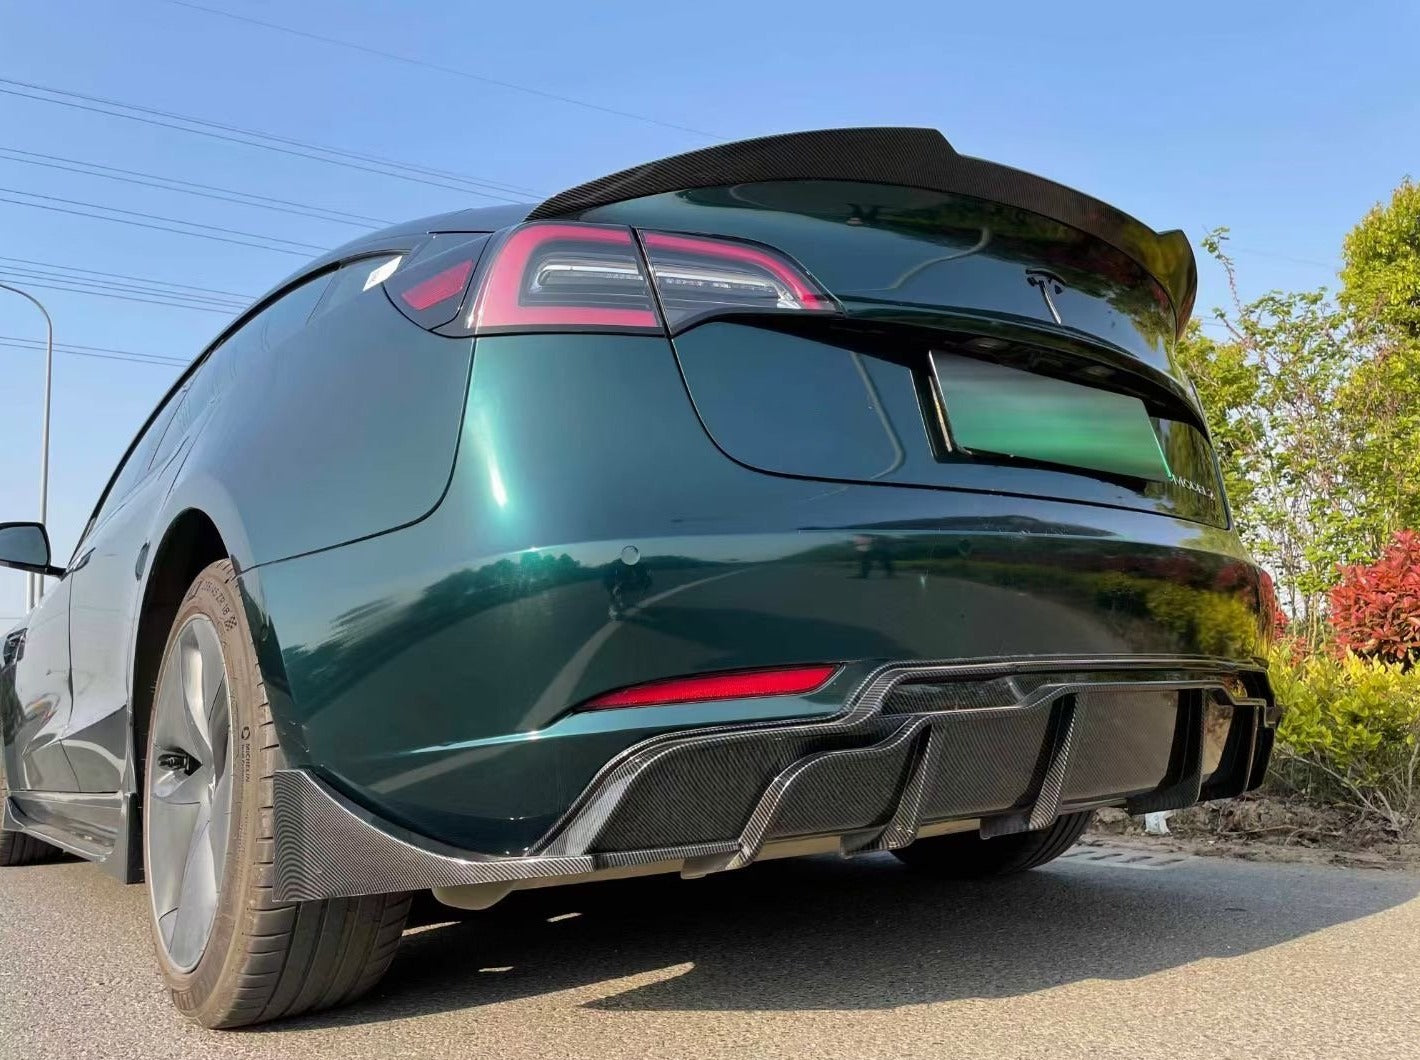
[0, 522, 65, 578]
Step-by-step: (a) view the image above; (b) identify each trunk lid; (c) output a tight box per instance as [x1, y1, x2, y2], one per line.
[532, 128, 1223, 527]
[580, 182, 1224, 527]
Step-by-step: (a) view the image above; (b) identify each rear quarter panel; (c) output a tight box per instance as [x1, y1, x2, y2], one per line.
[184, 288, 475, 567]
[28, 288, 478, 802]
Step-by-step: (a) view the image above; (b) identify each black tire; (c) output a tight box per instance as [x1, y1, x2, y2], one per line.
[0, 826, 56, 866]
[144, 560, 411, 1029]
[892, 812, 1094, 878]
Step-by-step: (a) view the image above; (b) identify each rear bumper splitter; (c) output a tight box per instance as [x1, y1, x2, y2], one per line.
[272, 655, 1274, 902]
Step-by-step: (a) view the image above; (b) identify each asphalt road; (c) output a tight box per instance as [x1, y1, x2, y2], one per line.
[2, 846, 1418, 1060]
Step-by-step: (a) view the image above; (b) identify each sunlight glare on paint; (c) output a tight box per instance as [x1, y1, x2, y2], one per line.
[487, 453, 508, 507]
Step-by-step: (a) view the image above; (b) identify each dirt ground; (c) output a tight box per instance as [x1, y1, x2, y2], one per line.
[1087, 795, 1420, 871]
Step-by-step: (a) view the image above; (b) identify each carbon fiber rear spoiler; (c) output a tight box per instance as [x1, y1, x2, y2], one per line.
[528, 127, 1197, 334]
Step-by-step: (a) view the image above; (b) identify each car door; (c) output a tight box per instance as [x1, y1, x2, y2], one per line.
[3, 575, 79, 793]
[61, 384, 190, 791]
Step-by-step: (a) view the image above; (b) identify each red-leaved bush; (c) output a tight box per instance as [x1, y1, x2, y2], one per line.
[1329, 530, 1420, 667]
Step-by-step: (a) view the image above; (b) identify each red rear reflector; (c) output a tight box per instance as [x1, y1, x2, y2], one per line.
[399, 259, 474, 311]
[581, 665, 838, 710]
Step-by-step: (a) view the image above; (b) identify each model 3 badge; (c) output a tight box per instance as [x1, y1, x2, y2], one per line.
[1169, 473, 1216, 501]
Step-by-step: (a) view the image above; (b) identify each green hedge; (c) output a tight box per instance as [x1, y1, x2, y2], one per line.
[1268, 646, 1420, 834]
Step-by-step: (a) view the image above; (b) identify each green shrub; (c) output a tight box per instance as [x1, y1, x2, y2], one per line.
[1269, 645, 1420, 834]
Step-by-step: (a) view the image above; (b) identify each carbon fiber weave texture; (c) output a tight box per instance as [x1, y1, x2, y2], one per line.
[526, 127, 1196, 326]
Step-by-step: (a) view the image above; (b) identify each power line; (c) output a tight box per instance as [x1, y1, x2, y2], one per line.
[0, 334, 187, 361]
[0, 333, 189, 366]
[0, 277, 237, 314]
[0, 255, 256, 301]
[0, 186, 324, 252]
[0, 75, 538, 195]
[0, 191, 320, 257]
[0, 81, 528, 202]
[0, 268, 245, 310]
[1, 344, 185, 369]
[0, 339, 188, 369]
[163, 0, 722, 141]
[1, 344, 184, 368]
[0, 147, 391, 227]
[46, 81, 538, 196]
[0, 265, 248, 307]
[0, 78, 539, 202]
[14, 73, 538, 196]
[0, 269, 241, 308]
[0, 275, 239, 313]
[1229, 246, 1337, 270]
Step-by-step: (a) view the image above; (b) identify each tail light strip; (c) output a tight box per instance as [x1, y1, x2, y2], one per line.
[641, 230, 834, 312]
[475, 223, 660, 331]
[386, 221, 837, 335]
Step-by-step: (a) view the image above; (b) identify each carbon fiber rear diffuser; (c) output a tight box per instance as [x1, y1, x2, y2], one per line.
[273, 656, 1270, 902]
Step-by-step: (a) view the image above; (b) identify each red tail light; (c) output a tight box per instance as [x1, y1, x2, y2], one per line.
[580, 664, 839, 710]
[451, 221, 836, 336]
[472, 222, 661, 334]
[641, 230, 835, 330]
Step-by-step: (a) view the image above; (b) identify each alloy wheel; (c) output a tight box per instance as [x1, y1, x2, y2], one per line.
[145, 614, 234, 973]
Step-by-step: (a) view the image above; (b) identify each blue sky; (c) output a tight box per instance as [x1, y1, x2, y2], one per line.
[2, 0, 1417, 621]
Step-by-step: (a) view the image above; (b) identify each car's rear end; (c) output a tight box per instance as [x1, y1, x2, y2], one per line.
[260, 128, 1277, 905]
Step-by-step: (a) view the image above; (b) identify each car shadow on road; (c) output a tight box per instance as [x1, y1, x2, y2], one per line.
[255, 849, 1420, 1032]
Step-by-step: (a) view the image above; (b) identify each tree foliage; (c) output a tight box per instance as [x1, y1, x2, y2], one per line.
[1179, 180, 1420, 827]
[1180, 233, 1374, 641]
[1341, 177, 1420, 341]
[1179, 204, 1420, 646]
[1336, 339, 1420, 540]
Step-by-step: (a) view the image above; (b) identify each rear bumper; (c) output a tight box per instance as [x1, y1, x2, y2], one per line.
[249, 329, 1273, 855]
[272, 654, 1275, 902]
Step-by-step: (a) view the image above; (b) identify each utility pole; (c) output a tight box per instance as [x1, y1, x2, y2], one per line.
[0, 283, 54, 612]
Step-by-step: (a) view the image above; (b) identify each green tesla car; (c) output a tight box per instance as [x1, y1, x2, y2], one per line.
[0, 128, 1278, 1027]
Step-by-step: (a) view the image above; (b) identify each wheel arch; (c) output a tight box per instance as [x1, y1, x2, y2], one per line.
[128, 465, 266, 775]
[129, 508, 230, 800]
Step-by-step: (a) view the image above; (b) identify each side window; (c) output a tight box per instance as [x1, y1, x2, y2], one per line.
[147, 375, 201, 476]
[309, 254, 402, 322]
[92, 383, 186, 527]
[83, 271, 335, 540]
[147, 272, 334, 474]
[260, 270, 333, 352]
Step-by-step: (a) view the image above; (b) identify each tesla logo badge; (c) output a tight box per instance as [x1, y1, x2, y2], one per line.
[1026, 269, 1065, 325]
